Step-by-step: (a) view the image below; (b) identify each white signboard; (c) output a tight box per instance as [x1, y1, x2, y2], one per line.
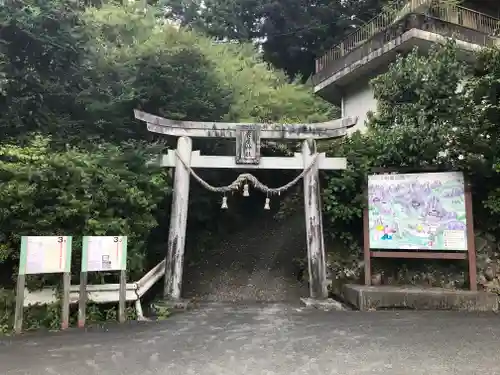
[19, 236, 72, 275]
[82, 236, 127, 272]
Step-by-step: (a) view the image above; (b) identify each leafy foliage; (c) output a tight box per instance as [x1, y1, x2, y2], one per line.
[0, 0, 88, 141]
[161, 0, 388, 79]
[79, 5, 233, 142]
[197, 42, 337, 122]
[0, 136, 168, 282]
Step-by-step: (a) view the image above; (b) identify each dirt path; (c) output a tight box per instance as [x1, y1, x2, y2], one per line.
[182, 214, 309, 302]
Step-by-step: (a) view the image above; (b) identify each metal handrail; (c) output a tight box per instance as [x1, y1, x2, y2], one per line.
[315, 0, 500, 74]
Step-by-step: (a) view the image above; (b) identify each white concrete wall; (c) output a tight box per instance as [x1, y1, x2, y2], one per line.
[341, 76, 469, 135]
[342, 80, 378, 134]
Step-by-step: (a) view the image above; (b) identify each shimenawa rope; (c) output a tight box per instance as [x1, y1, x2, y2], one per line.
[174, 149, 318, 195]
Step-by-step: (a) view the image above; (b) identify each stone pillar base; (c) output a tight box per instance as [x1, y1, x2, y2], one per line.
[300, 297, 347, 311]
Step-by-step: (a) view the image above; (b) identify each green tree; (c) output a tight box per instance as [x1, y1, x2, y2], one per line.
[161, 0, 388, 79]
[78, 3, 233, 143]
[0, 0, 88, 141]
[197, 41, 337, 122]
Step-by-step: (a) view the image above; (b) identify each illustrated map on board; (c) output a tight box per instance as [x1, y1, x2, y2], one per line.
[368, 172, 467, 251]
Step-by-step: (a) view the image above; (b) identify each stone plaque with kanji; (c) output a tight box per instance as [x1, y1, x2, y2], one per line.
[235, 124, 261, 164]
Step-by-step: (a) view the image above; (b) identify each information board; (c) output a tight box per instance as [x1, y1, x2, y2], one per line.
[368, 172, 467, 251]
[19, 236, 72, 275]
[82, 236, 127, 272]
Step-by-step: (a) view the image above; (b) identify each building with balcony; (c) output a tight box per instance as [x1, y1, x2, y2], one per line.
[312, 0, 500, 133]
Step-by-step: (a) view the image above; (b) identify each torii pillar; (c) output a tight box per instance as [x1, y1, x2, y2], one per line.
[135, 110, 357, 301]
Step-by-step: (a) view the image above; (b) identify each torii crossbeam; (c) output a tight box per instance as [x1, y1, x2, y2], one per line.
[135, 110, 356, 140]
[135, 109, 358, 301]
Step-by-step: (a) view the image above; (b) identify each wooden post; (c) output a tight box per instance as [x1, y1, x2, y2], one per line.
[302, 139, 328, 300]
[363, 206, 372, 286]
[465, 183, 477, 291]
[118, 269, 127, 322]
[61, 272, 71, 330]
[165, 136, 193, 300]
[14, 274, 25, 334]
[78, 271, 88, 328]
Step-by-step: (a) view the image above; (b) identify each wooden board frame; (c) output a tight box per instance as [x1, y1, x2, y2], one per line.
[78, 236, 128, 328]
[15, 236, 73, 334]
[363, 169, 477, 291]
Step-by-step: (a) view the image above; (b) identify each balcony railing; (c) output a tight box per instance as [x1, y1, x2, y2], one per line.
[315, 0, 500, 78]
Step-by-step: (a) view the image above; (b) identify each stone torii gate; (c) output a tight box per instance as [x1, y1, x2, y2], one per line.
[135, 110, 357, 301]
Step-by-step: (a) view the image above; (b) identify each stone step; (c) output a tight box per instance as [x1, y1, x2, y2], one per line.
[342, 284, 499, 312]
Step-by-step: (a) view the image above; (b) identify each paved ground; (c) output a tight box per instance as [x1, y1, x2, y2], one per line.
[1, 303, 500, 375]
